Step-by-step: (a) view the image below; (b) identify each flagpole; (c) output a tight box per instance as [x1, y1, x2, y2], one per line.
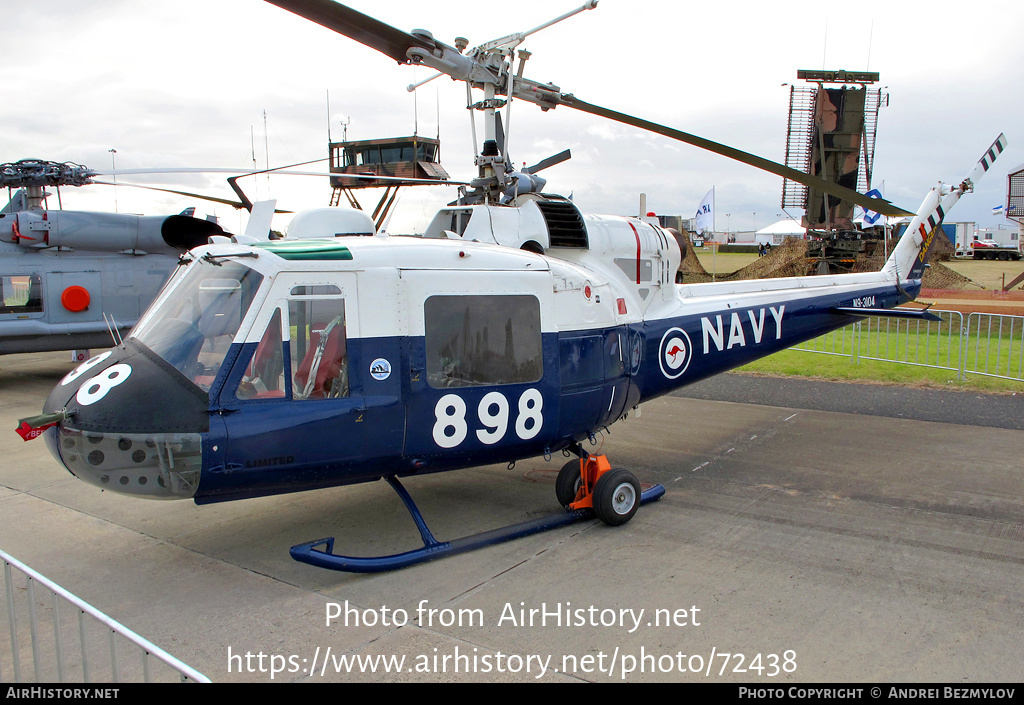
[712, 188, 717, 282]
[695, 187, 717, 282]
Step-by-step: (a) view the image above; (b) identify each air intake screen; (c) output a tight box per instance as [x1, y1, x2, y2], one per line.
[537, 201, 588, 248]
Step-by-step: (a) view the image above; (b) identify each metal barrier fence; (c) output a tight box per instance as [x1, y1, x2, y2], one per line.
[793, 310, 1024, 383]
[1, 548, 209, 683]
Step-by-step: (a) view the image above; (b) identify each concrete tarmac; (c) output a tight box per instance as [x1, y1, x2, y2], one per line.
[1, 352, 1022, 683]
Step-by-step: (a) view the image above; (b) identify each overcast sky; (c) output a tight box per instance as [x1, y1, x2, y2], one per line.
[3, 0, 1022, 236]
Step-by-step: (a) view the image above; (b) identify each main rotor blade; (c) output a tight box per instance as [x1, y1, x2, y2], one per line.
[94, 166, 467, 187]
[263, 1, 911, 218]
[560, 95, 914, 218]
[264, 0, 433, 64]
[90, 180, 269, 211]
[528, 149, 571, 174]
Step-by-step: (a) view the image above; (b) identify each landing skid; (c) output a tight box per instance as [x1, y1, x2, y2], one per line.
[290, 472, 665, 573]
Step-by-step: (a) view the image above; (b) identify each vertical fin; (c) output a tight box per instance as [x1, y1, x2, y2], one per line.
[885, 134, 1007, 282]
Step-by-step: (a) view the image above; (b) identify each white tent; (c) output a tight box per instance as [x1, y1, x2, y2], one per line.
[755, 219, 804, 244]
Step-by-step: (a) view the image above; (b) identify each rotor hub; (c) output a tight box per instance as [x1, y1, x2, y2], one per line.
[0, 160, 95, 189]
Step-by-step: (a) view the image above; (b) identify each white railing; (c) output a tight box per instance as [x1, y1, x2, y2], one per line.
[1, 548, 209, 684]
[963, 312, 1024, 381]
[793, 310, 1024, 383]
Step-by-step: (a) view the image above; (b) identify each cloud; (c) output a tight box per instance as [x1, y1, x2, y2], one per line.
[3, 0, 1021, 234]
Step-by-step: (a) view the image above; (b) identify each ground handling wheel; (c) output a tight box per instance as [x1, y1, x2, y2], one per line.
[592, 468, 641, 526]
[556, 459, 583, 508]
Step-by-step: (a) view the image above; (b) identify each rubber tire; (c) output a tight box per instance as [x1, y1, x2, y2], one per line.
[592, 469, 641, 526]
[556, 460, 583, 508]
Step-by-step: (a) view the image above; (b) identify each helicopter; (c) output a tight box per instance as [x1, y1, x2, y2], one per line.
[18, 0, 1007, 573]
[0, 159, 236, 357]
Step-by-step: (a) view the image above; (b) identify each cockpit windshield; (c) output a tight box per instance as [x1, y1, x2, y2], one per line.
[132, 259, 264, 389]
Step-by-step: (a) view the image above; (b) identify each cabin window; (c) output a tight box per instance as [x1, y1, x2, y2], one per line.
[132, 261, 263, 387]
[339, 148, 354, 168]
[236, 309, 286, 400]
[424, 295, 542, 388]
[290, 285, 341, 296]
[288, 297, 349, 400]
[0, 274, 42, 315]
[417, 143, 437, 162]
[354, 147, 381, 166]
[380, 144, 415, 162]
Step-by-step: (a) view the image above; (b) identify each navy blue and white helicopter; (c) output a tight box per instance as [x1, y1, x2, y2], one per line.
[20, 0, 1007, 572]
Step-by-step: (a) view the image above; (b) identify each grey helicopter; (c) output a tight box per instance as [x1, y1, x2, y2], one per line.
[0, 158, 236, 358]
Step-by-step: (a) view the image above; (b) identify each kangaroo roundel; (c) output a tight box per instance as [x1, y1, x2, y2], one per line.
[659, 327, 693, 379]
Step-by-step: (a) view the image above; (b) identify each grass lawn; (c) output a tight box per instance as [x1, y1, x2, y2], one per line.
[940, 259, 1024, 290]
[693, 250, 758, 275]
[738, 347, 1023, 394]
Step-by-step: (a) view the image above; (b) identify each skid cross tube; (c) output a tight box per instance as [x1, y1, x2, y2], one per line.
[290, 475, 665, 573]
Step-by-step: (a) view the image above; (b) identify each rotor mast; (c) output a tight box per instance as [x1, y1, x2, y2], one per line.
[406, 1, 599, 204]
[471, 82, 509, 204]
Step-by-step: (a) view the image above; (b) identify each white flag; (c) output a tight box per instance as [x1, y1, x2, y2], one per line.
[861, 188, 883, 226]
[695, 188, 714, 233]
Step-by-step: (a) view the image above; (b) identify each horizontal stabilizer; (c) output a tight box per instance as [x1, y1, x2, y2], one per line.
[832, 307, 942, 322]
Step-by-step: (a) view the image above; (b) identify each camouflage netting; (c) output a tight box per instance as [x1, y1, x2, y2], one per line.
[921, 263, 983, 289]
[851, 233, 981, 290]
[724, 237, 814, 281]
[678, 232, 981, 289]
[679, 237, 814, 283]
[853, 255, 981, 289]
[679, 239, 709, 276]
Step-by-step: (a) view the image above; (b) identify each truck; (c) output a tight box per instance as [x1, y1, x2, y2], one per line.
[954, 231, 1022, 260]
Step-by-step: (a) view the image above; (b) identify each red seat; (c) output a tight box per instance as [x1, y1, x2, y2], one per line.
[294, 322, 347, 399]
